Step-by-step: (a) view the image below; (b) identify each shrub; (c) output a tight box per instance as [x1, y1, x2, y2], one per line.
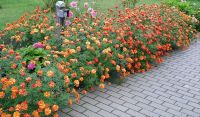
[0, 4, 196, 117]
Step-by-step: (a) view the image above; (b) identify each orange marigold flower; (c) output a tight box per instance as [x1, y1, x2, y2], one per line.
[74, 80, 79, 87]
[91, 69, 96, 74]
[44, 108, 51, 116]
[52, 105, 59, 112]
[44, 92, 51, 98]
[13, 111, 20, 117]
[99, 83, 105, 89]
[37, 70, 43, 76]
[47, 71, 54, 78]
[32, 110, 40, 117]
[49, 81, 55, 88]
[0, 92, 5, 98]
[38, 100, 46, 109]
[68, 99, 73, 105]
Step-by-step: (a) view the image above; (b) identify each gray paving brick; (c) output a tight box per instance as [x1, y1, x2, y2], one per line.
[158, 96, 176, 104]
[193, 108, 200, 114]
[136, 102, 155, 111]
[189, 90, 200, 96]
[120, 96, 138, 105]
[166, 90, 183, 97]
[118, 90, 135, 98]
[154, 109, 173, 117]
[68, 110, 87, 117]
[58, 111, 70, 117]
[175, 102, 194, 110]
[98, 110, 116, 117]
[127, 109, 146, 117]
[123, 102, 142, 111]
[133, 96, 150, 104]
[95, 96, 112, 105]
[130, 91, 147, 98]
[117, 85, 132, 92]
[142, 90, 159, 98]
[173, 85, 189, 92]
[84, 110, 102, 117]
[82, 103, 100, 112]
[158, 80, 173, 86]
[106, 90, 123, 98]
[181, 109, 200, 117]
[112, 110, 132, 117]
[96, 103, 114, 112]
[167, 109, 187, 117]
[94, 91, 110, 98]
[146, 96, 164, 104]
[183, 95, 200, 103]
[128, 86, 144, 92]
[71, 104, 86, 113]
[140, 109, 160, 117]
[110, 103, 128, 112]
[188, 102, 200, 109]
[150, 102, 168, 111]
[87, 92, 98, 99]
[107, 96, 125, 104]
[82, 96, 99, 105]
[151, 85, 167, 92]
[162, 85, 178, 92]
[155, 90, 171, 98]
[170, 96, 188, 104]
[162, 102, 181, 111]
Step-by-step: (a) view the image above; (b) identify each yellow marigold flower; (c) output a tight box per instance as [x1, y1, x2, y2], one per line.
[13, 111, 20, 117]
[44, 92, 51, 98]
[47, 71, 54, 78]
[44, 108, 51, 116]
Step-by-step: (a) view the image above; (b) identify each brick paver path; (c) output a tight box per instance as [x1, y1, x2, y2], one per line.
[59, 38, 200, 117]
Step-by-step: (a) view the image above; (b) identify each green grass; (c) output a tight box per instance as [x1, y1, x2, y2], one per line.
[0, 0, 43, 30]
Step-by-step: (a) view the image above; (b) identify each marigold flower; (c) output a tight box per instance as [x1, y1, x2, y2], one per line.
[47, 71, 54, 78]
[68, 99, 73, 105]
[38, 100, 46, 109]
[49, 81, 55, 88]
[91, 69, 96, 74]
[52, 105, 59, 111]
[37, 70, 43, 76]
[44, 92, 51, 98]
[0, 92, 5, 98]
[74, 80, 79, 87]
[99, 83, 105, 89]
[13, 111, 20, 117]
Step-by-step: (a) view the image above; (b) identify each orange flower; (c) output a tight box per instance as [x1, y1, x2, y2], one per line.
[126, 58, 133, 63]
[71, 73, 77, 78]
[44, 92, 50, 98]
[44, 108, 51, 116]
[91, 69, 96, 74]
[13, 111, 20, 117]
[74, 80, 79, 87]
[47, 71, 54, 78]
[38, 100, 46, 109]
[99, 84, 105, 89]
[79, 77, 84, 82]
[37, 70, 43, 76]
[23, 113, 31, 117]
[68, 99, 73, 105]
[110, 60, 116, 65]
[0, 92, 5, 98]
[52, 105, 59, 111]
[53, 113, 59, 117]
[116, 65, 120, 71]
[32, 110, 40, 117]
[49, 81, 55, 88]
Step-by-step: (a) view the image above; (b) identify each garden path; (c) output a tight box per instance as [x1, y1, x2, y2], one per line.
[59, 37, 200, 117]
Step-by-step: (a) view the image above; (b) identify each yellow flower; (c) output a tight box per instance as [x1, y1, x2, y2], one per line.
[44, 92, 51, 98]
[44, 108, 51, 116]
[47, 71, 54, 78]
[13, 111, 20, 117]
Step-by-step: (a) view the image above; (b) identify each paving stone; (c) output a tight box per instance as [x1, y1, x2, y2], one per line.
[126, 109, 146, 117]
[170, 96, 188, 104]
[162, 102, 181, 111]
[112, 110, 132, 117]
[82, 96, 99, 105]
[98, 110, 116, 117]
[166, 90, 183, 97]
[154, 90, 171, 98]
[96, 103, 114, 112]
[175, 102, 194, 110]
[188, 102, 200, 109]
[140, 109, 160, 117]
[150, 102, 168, 111]
[106, 90, 123, 98]
[95, 96, 112, 105]
[133, 96, 150, 104]
[120, 96, 138, 105]
[154, 109, 173, 117]
[167, 109, 187, 117]
[118, 90, 135, 98]
[136, 102, 155, 111]
[68, 110, 87, 117]
[107, 96, 125, 104]
[123, 102, 142, 111]
[146, 96, 164, 104]
[71, 104, 86, 113]
[177, 90, 194, 97]
[130, 91, 147, 98]
[84, 110, 102, 117]
[94, 91, 110, 98]
[110, 103, 128, 112]
[82, 103, 100, 112]
[181, 109, 200, 117]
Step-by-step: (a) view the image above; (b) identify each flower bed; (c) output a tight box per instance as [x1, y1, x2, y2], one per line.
[0, 3, 196, 117]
